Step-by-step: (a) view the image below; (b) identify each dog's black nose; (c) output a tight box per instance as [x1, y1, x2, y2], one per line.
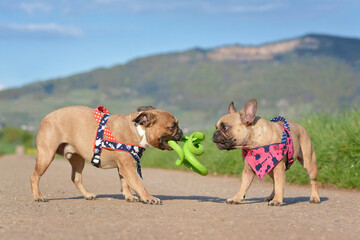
[175, 128, 183, 141]
[212, 130, 221, 143]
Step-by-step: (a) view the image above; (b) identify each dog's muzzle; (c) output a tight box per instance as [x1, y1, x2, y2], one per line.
[159, 128, 183, 150]
[212, 130, 235, 150]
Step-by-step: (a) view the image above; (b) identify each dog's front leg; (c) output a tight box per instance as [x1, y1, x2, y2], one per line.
[118, 158, 162, 205]
[268, 161, 286, 206]
[226, 162, 255, 204]
[118, 172, 139, 202]
[264, 171, 275, 202]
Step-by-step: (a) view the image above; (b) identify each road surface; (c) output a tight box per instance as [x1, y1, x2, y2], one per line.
[0, 154, 359, 240]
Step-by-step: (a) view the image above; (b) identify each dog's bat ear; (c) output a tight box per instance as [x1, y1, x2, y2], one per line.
[240, 99, 257, 125]
[132, 112, 157, 127]
[137, 106, 156, 112]
[228, 101, 237, 114]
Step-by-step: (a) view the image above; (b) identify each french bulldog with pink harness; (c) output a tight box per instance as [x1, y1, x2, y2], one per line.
[213, 99, 320, 206]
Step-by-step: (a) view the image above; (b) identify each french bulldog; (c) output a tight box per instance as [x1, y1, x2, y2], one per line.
[213, 99, 320, 206]
[30, 105, 182, 204]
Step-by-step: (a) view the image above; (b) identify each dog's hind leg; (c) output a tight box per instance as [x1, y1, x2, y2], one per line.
[307, 156, 320, 204]
[299, 140, 320, 203]
[67, 152, 97, 200]
[31, 119, 64, 202]
[30, 140, 57, 202]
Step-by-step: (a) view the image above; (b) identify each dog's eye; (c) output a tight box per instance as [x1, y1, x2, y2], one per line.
[221, 123, 230, 132]
[168, 126, 176, 132]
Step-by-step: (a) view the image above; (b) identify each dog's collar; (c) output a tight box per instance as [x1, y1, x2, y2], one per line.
[92, 106, 145, 178]
[242, 116, 294, 179]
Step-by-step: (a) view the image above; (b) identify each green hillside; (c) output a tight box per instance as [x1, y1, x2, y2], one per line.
[0, 34, 359, 130]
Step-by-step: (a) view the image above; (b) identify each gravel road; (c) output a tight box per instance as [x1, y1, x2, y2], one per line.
[0, 154, 359, 240]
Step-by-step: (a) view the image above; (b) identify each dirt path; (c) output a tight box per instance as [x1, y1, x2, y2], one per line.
[0, 154, 359, 240]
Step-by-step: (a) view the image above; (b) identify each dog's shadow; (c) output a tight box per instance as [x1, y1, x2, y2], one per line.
[98, 194, 329, 205]
[95, 194, 227, 203]
[228, 196, 329, 205]
[154, 195, 226, 203]
[49, 194, 226, 203]
[49, 194, 328, 205]
[282, 196, 329, 205]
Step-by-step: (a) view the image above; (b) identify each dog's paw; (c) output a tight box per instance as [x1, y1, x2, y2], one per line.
[84, 193, 97, 200]
[125, 195, 139, 203]
[226, 198, 243, 205]
[142, 196, 162, 205]
[309, 197, 321, 204]
[268, 200, 283, 206]
[264, 196, 274, 202]
[34, 197, 49, 202]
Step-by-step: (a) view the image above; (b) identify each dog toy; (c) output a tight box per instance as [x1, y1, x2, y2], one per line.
[168, 132, 208, 176]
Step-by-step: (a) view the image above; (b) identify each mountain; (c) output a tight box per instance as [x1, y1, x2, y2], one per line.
[0, 33, 359, 131]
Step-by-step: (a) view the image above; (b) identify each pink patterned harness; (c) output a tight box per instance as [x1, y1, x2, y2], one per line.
[242, 116, 294, 180]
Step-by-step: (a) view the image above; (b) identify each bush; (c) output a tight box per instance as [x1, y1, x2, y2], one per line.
[0, 126, 35, 155]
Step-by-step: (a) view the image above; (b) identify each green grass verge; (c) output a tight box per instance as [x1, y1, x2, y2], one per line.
[296, 109, 360, 188]
[0, 142, 16, 155]
[0, 126, 35, 156]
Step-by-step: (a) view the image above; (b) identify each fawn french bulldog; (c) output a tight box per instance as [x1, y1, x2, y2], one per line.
[213, 99, 320, 206]
[31, 105, 182, 204]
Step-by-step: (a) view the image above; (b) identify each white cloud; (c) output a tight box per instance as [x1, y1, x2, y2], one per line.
[92, 0, 283, 14]
[224, 3, 283, 13]
[0, 83, 4, 91]
[2, 0, 355, 17]
[0, 23, 83, 39]
[194, 2, 283, 14]
[19, 2, 52, 14]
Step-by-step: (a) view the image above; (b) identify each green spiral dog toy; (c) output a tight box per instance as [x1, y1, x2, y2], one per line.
[168, 132, 208, 176]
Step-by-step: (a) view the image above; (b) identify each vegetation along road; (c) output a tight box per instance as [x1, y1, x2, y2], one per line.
[1, 154, 359, 240]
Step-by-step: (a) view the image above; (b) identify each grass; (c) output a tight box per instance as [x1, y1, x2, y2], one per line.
[142, 108, 360, 189]
[0, 126, 35, 156]
[296, 109, 360, 188]
[0, 142, 16, 155]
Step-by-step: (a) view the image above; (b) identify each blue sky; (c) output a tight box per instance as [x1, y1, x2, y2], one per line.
[0, 0, 359, 90]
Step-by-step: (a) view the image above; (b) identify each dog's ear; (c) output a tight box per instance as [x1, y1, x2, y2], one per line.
[239, 99, 257, 125]
[132, 112, 157, 127]
[137, 106, 156, 112]
[228, 101, 237, 114]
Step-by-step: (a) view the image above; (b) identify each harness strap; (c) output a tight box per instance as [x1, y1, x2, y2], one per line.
[91, 106, 145, 178]
[279, 125, 294, 164]
[270, 116, 294, 165]
[270, 116, 290, 144]
[91, 113, 111, 167]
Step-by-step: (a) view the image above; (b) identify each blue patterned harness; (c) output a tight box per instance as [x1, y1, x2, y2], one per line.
[91, 107, 145, 178]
